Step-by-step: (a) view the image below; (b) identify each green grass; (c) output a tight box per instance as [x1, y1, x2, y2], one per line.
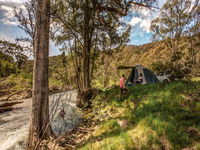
[79, 81, 200, 150]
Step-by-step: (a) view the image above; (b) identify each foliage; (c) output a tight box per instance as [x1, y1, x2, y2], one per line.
[0, 60, 17, 78]
[14, 0, 36, 53]
[0, 51, 17, 77]
[0, 40, 30, 68]
[151, 61, 191, 80]
[150, 0, 200, 77]
[0, 73, 32, 92]
[51, 0, 134, 90]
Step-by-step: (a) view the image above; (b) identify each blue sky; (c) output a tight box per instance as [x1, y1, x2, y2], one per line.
[0, 0, 167, 56]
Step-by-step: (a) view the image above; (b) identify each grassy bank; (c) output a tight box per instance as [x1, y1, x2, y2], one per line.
[79, 81, 200, 150]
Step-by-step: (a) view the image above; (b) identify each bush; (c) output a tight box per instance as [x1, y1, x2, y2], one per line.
[0, 60, 17, 77]
[151, 61, 191, 80]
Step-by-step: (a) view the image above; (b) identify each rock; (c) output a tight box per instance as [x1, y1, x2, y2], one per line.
[160, 136, 172, 150]
[186, 127, 200, 140]
[117, 120, 129, 129]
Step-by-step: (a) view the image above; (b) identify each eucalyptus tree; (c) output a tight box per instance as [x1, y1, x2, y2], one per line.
[185, 3, 200, 70]
[28, 0, 52, 149]
[0, 40, 29, 68]
[14, 0, 36, 55]
[151, 0, 200, 64]
[51, 0, 157, 93]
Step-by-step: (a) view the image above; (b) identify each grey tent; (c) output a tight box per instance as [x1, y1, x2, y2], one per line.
[117, 65, 160, 86]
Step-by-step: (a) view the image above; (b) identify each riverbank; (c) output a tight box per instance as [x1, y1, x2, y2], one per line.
[0, 91, 81, 150]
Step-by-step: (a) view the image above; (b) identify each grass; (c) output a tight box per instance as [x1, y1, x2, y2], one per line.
[0, 73, 32, 91]
[79, 81, 200, 150]
[0, 72, 68, 96]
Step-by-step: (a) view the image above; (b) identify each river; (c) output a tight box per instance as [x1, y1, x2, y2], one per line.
[0, 90, 81, 150]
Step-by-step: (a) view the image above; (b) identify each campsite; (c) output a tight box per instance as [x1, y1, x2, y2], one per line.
[0, 0, 200, 149]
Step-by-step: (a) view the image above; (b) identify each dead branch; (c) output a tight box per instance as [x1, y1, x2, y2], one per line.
[6, 89, 31, 101]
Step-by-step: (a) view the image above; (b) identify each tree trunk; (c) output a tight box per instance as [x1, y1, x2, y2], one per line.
[83, 49, 90, 89]
[28, 0, 52, 149]
[83, 0, 91, 90]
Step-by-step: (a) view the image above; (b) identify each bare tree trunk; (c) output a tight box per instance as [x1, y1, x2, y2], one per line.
[28, 0, 52, 149]
[83, 49, 90, 89]
[82, 0, 93, 90]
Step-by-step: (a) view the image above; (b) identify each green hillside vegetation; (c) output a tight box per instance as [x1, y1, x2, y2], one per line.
[0, 51, 17, 78]
[1, 36, 199, 97]
[78, 81, 200, 150]
[93, 37, 200, 88]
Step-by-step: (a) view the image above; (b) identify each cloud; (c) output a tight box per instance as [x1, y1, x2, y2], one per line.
[129, 17, 142, 26]
[0, 5, 18, 25]
[129, 16, 152, 33]
[0, 0, 27, 4]
[0, 0, 27, 26]
[127, 0, 168, 45]
[140, 19, 151, 33]
[140, 9, 150, 16]
[128, 0, 167, 40]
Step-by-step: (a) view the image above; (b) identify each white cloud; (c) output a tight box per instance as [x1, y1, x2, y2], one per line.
[0, 0, 27, 4]
[128, 0, 166, 35]
[129, 17, 142, 26]
[140, 19, 151, 33]
[1, 5, 14, 17]
[1, 5, 13, 12]
[140, 9, 150, 16]
[1, 18, 17, 25]
[0, 0, 27, 26]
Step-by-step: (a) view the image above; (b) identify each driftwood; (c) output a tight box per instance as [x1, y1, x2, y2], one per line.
[0, 101, 23, 113]
[77, 127, 94, 132]
[6, 89, 31, 101]
[0, 107, 13, 113]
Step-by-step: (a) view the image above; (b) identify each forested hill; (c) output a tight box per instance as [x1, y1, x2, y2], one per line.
[99, 37, 194, 71]
[94, 36, 200, 87]
[1, 35, 199, 95]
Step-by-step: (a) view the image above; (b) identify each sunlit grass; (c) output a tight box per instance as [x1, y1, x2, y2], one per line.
[192, 77, 200, 81]
[79, 81, 200, 150]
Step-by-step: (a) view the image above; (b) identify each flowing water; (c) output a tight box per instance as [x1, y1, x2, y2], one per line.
[0, 91, 81, 150]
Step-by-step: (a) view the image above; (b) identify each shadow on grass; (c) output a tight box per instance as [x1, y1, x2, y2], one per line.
[80, 81, 200, 149]
[127, 81, 200, 149]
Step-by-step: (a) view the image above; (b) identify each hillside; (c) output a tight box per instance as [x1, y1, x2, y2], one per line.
[93, 37, 199, 87]
[0, 37, 199, 99]
[77, 81, 200, 149]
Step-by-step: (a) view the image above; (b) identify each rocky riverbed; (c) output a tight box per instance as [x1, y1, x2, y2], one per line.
[0, 90, 82, 150]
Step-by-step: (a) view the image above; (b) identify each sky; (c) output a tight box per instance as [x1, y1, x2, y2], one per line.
[0, 0, 167, 56]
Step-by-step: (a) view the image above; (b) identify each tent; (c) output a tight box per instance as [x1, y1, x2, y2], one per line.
[117, 65, 160, 86]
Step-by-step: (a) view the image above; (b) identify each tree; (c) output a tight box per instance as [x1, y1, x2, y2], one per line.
[28, 0, 52, 149]
[0, 40, 29, 68]
[51, 0, 156, 94]
[185, 3, 200, 75]
[14, 0, 36, 55]
[150, 0, 200, 78]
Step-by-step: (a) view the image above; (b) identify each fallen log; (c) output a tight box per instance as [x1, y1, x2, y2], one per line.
[0, 101, 23, 108]
[0, 101, 23, 113]
[0, 107, 13, 113]
[6, 89, 31, 101]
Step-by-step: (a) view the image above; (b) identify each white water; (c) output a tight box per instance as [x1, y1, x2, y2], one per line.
[0, 91, 81, 150]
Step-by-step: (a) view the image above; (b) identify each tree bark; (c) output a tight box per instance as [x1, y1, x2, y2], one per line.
[28, 0, 52, 149]
[83, 0, 91, 90]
